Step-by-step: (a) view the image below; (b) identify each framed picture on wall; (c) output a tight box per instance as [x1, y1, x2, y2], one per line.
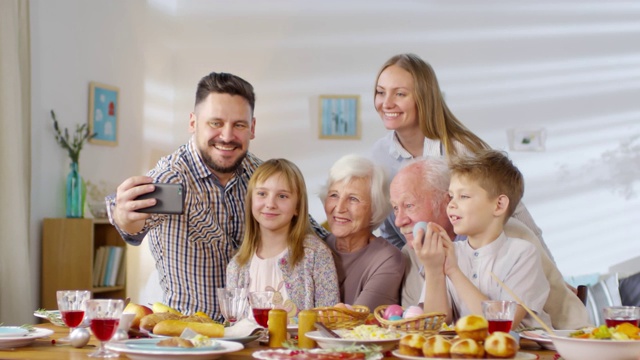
[88, 82, 119, 146]
[318, 95, 360, 139]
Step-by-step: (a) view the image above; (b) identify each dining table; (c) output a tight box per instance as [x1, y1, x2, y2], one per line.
[0, 322, 559, 359]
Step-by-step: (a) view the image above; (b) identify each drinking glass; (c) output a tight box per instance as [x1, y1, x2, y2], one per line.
[85, 299, 124, 358]
[56, 290, 91, 342]
[482, 300, 517, 334]
[604, 306, 640, 327]
[249, 291, 275, 342]
[216, 287, 249, 325]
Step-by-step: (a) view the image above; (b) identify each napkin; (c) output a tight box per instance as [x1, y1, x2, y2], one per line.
[223, 318, 264, 337]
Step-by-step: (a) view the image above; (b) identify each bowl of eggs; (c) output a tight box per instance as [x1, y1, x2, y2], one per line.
[374, 305, 446, 335]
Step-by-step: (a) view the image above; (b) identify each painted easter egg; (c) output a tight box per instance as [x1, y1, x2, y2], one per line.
[403, 305, 424, 319]
[383, 304, 404, 319]
[413, 221, 429, 240]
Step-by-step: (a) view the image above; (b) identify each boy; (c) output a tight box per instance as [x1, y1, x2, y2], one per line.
[413, 150, 552, 329]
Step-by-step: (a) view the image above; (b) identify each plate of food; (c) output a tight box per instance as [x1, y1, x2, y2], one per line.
[391, 350, 537, 360]
[548, 325, 640, 360]
[0, 327, 54, 349]
[519, 329, 556, 350]
[305, 325, 403, 352]
[106, 338, 244, 360]
[253, 347, 382, 360]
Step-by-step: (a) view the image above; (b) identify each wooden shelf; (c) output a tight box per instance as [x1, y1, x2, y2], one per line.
[40, 218, 127, 309]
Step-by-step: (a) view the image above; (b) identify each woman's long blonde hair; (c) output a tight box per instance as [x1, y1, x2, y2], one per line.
[234, 158, 311, 268]
[375, 53, 490, 156]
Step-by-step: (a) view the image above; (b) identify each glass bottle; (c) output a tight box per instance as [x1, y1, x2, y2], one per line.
[66, 161, 85, 218]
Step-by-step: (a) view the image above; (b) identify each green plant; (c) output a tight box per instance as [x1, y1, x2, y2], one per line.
[50, 110, 96, 163]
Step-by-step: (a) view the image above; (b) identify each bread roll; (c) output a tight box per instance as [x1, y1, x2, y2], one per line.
[398, 334, 426, 357]
[484, 331, 519, 358]
[157, 337, 194, 348]
[450, 338, 484, 359]
[454, 315, 488, 342]
[422, 334, 451, 358]
[152, 320, 224, 338]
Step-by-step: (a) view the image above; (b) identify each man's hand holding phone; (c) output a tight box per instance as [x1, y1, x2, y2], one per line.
[112, 176, 184, 234]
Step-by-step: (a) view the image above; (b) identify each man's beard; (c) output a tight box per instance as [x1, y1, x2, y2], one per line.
[200, 141, 247, 174]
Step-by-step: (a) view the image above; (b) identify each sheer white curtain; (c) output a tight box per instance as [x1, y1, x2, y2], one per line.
[0, 0, 34, 323]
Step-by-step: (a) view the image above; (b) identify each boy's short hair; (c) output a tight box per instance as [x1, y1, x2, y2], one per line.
[448, 150, 524, 220]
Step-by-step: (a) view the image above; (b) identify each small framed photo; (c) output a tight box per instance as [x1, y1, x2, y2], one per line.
[318, 95, 360, 140]
[88, 82, 119, 146]
[508, 128, 547, 151]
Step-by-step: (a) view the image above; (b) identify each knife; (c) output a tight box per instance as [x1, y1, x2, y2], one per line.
[315, 322, 341, 338]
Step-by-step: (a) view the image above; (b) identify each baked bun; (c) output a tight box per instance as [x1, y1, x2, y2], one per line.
[156, 337, 194, 348]
[398, 333, 426, 357]
[450, 338, 484, 359]
[484, 331, 519, 358]
[422, 334, 451, 358]
[454, 315, 488, 342]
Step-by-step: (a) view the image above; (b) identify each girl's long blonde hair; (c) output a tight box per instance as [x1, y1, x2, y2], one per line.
[234, 158, 311, 268]
[375, 53, 490, 156]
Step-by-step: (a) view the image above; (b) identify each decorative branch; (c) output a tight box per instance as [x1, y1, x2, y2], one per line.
[50, 110, 96, 163]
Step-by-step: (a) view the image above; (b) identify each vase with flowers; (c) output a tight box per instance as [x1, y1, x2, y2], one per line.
[50, 110, 95, 218]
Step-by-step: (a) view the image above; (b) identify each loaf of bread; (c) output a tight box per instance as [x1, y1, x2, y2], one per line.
[140, 313, 182, 332]
[152, 320, 224, 338]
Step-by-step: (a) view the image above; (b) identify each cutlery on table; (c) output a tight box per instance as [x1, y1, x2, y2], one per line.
[314, 322, 341, 338]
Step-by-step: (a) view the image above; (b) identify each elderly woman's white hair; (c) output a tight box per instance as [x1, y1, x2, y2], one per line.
[319, 154, 391, 229]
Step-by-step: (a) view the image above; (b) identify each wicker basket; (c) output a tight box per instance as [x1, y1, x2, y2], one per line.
[312, 305, 370, 330]
[374, 305, 445, 335]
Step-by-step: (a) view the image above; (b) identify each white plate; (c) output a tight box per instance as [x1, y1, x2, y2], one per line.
[33, 309, 90, 328]
[105, 338, 243, 360]
[148, 333, 260, 344]
[391, 349, 537, 360]
[305, 330, 402, 352]
[548, 331, 640, 360]
[253, 348, 383, 360]
[520, 329, 556, 350]
[0, 327, 29, 338]
[0, 327, 54, 348]
[287, 324, 297, 335]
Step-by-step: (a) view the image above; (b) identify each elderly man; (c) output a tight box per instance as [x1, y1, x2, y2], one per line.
[391, 157, 590, 329]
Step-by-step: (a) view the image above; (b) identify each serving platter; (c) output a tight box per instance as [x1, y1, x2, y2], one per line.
[253, 348, 382, 360]
[0, 326, 29, 338]
[520, 329, 557, 350]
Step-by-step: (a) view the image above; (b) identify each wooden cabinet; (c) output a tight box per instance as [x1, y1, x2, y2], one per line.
[41, 218, 126, 309]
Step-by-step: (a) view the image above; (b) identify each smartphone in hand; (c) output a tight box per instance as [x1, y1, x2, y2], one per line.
[135, 183, 184, 214]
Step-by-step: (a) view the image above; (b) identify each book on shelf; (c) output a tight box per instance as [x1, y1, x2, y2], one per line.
[92, 246, 107, 287]
[108, 246, 124, 287]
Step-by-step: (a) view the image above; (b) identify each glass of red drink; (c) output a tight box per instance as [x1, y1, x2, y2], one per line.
[249, 291, 275, 342]
[482, 300, 517, 334]
[56, 290, 91, 341]
[603, 306, 640, 328]
[85, 299, 124, 358]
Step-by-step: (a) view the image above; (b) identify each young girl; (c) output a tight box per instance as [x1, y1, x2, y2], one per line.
[226, 158, 339, 318]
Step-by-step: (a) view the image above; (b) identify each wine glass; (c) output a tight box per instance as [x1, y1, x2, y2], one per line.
[249, 291, 275, 342]
[85, 299, 124, 358]
[216, 287, 249, 325]
[56, 290, 91, 342]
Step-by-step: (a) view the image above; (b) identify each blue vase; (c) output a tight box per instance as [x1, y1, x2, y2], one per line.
[66, 162, 85, 218]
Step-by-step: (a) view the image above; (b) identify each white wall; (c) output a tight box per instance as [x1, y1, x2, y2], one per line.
[30, 0, 640, 304]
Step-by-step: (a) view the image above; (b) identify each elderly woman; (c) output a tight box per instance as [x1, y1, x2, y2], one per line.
[319, 154, 406, 309]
